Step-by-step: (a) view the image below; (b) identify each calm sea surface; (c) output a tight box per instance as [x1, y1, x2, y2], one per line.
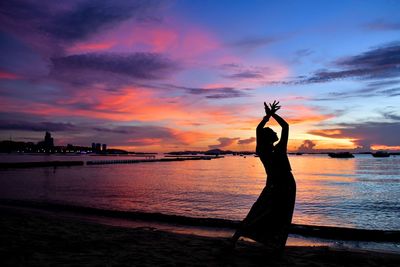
[0, 154, 399, 230]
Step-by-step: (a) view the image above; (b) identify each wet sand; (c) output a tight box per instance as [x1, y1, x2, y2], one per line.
[1, 207, 399, 266]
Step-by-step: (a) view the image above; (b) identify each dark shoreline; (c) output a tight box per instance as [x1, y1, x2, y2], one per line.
[2, 206, 399, 266]
[1, 199, 399, 242]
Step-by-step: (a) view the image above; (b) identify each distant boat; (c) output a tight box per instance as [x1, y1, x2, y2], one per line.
[328, 152, 354, 158]
[372, 151, 390, 158]
[296, 152, 303, 155]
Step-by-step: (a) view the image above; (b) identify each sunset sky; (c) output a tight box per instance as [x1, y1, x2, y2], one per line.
[0, 0, 399, 152]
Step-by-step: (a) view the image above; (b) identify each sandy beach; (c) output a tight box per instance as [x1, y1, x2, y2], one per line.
[1, 206, 399, 267]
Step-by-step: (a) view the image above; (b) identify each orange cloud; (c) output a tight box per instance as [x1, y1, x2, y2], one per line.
[68, 41, 115, 54]
[308, 129, 343, 136]
[288, 138, 356, 151]
[54, 87, 190, 121]
[126, 138, 162, 146]
[287, 114, 334, 124]
[371, 145, 400, 151]
[284, 105, 334, 125]
[0, 84, 244, 127]
[308, 129, 347, 138]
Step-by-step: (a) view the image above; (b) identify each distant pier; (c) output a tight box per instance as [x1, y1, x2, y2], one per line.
[0, 161, 84, 168]
[87, 156, 215, 165]
[0, 156, 219, 168]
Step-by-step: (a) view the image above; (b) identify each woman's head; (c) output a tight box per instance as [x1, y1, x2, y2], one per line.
[261, 127, 279, 144]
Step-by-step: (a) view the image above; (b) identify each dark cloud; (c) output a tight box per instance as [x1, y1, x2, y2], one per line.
[51, 52, 177, 79]
[364, 20, 400, 31]
[0, 32, 47, 75]
[0, 1, 170, 90]
[307, 42, 400, 83]
[381, 112, 400, 121]
[0, 121, 76, 132]
[92, 127, 132, 134]
[366, 79, 400, 88]
[297, 140, 316, 152]
[379, 87, 400, 97]
[295, 49, 313, 58]
[0, 0, 159, 42]
[313, 88, 383, 101]
[205, 89, 249, 99]
[93, 125, 188, 146]
[230, 36, 278, 49]
[309, 120, 400, 149]
[94, 125, 173, 137]
[220, 63, 241, 69]
[43, 1, 154, 41]
[225, 71, 264, 79]
[220, 63, 274, 81]
[0, 118, 198, 147]
[336, 43, 400, 69]
[313, 86, 400, 101]
[304, 69, 373, 83]
[221, 63, 263, 78]
[272, 42, 400, 85]
[209, 137, 240, 149]
[299, 44, 400, 101]
[291, 49, 314, 64]
[238, 137, 256, 145]
[167, 84, 251, 99]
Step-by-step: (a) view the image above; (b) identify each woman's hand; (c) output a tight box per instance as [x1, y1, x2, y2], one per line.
[264, 102, 271, 115]
[264, 100, 281, 115]
[269, 100, 281, 114]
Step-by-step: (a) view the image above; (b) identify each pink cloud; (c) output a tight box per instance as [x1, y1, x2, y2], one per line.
[65, 18, 221, 62]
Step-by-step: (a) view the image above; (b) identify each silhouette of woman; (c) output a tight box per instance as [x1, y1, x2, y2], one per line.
[231, 100, 296, 252]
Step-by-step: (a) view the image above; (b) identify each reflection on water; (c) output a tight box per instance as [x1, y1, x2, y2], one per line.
[0, 154, 399, 230]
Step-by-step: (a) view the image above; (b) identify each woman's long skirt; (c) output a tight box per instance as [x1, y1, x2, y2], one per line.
[238, 172, 296, 249]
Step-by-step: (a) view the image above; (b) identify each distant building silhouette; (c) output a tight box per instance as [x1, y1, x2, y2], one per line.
[44, 132, 54, 147]
[95, 143, 101, 152]
[37, 131, 54, 152]
[90, 142, 107, 153]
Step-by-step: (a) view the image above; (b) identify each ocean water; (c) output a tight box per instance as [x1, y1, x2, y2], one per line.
[0, 154, 399, 230]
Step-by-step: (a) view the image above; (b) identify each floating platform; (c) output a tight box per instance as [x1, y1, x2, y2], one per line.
[328, 152, 354, 158]
[372, 152, 390, 158]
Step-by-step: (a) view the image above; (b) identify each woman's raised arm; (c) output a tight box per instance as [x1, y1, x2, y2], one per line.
[256, 115, 270, 144]
[266, 101, 288, 150]
[271, 112, 289, 151]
